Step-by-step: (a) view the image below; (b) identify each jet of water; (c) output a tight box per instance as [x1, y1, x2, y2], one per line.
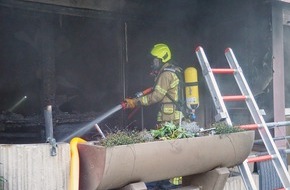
[60, 104, 123, 142]
[8, 96, 27, 112]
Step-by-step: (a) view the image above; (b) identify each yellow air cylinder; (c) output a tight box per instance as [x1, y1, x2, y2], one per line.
[184, 67, 199, 109]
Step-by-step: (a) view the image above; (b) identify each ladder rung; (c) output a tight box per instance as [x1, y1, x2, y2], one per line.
[239, 124, 259, 130]
[240, 121, 290, 130]
[254, 136, 290, 144]
[222, 95, 246, 101]
[211, 68, 235, 74]
[247, 154, 273, 163]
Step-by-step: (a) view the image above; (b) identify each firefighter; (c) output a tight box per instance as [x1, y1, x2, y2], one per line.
[125, 43, 183, 128]
[125, 43, 183, 188]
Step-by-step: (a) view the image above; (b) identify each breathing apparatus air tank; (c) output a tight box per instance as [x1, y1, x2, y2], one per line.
[184, 67, 199, 117]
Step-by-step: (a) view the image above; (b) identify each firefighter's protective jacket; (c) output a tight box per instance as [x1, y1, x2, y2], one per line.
[136, 63, 183, 123]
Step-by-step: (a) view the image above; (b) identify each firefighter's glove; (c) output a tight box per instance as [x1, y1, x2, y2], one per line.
[124, 98, 138, 109]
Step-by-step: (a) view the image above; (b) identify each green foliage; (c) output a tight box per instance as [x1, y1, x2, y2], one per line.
[212, 122, 244, 134]
[99, 122, 244, 147]
[100, 130, 153, 147]
[99, 122, 194, 147]
[150, 122, 194, 140]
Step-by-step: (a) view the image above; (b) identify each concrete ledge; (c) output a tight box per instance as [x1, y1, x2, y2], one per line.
[0, 143, 70, 190]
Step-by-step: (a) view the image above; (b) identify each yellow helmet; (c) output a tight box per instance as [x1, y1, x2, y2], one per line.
[150, 43, 171, 63]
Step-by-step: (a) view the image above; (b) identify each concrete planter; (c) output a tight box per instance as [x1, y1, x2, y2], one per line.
[78, 131, 255, 190]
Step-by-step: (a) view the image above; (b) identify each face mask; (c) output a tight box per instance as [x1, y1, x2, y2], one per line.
[151, 58, 161, 70]
[150, 58, 161, 77]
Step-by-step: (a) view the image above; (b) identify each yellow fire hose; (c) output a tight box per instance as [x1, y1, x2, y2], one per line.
[69, 137, 87, 190]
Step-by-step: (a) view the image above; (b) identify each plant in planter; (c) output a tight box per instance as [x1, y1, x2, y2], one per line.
[150, 122, 194, 140]
[99, 122, 245, 147]
[211, 122, 244, 135]
[99, 122, 195, 147]
[100, 130, 153, 147]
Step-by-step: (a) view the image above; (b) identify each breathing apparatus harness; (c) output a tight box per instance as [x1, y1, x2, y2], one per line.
[153, 63, 197, 121]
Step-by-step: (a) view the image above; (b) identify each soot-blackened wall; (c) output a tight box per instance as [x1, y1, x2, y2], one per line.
[0, 0, 272, 137]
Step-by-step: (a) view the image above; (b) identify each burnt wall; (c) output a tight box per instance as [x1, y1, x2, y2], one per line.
[0, 0, 273, 142]
[0, 6, 123, 115]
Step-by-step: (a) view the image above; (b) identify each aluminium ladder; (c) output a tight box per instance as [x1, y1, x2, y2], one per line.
[195, 46, 290, 190]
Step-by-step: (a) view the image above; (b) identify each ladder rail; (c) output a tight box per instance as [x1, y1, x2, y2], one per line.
[225, 48, 290, 188]
[195, 47, 232, 126]
[238, 161, 257, 190]
[225, 48, 276, 155]
[224, 48, 266, 126]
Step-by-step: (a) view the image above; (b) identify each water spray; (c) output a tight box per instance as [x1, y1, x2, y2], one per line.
[60, 88, 152, 142]
[60, 104, 124, 142]
[8, 95, 27, 112]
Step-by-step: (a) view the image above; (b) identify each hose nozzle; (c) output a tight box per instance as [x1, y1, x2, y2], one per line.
[135, 87, 153, 98]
